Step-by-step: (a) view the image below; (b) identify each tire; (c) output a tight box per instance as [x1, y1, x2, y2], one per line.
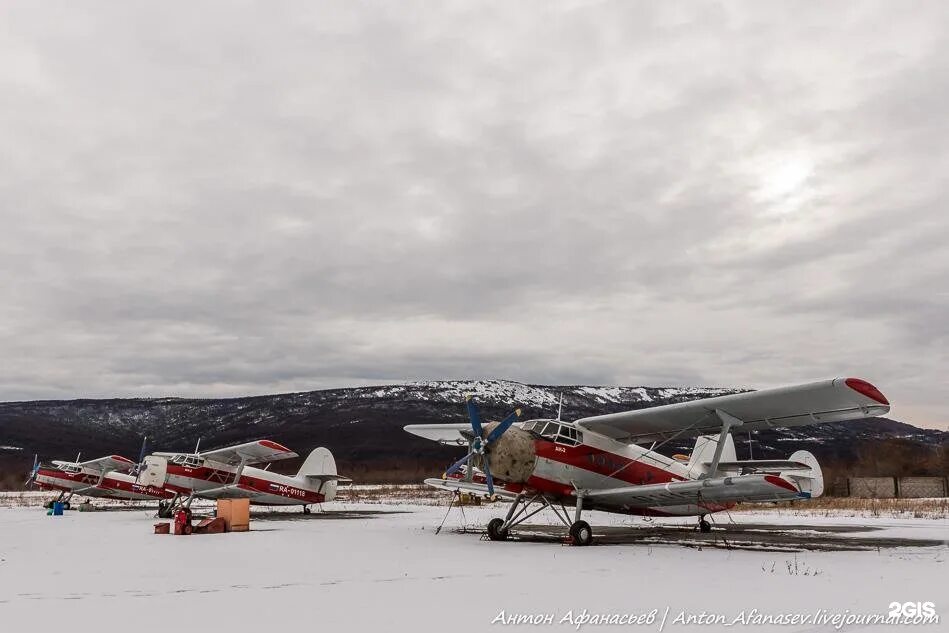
[486, 518, 509, 541]
[63, 502, 71, 510]
[569, 520, 593, 546]
[699, 519, 712, 533]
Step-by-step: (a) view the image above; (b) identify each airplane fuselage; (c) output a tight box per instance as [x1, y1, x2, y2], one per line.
[35, 468, 174, 502]
[164, 462, 328, 505]
[463, 419, 802, 517]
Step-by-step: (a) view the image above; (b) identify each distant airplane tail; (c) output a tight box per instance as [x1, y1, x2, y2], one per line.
[784, 450, 824, 498]
[687, 433, 736, 478]
[297, 447, 346, 502]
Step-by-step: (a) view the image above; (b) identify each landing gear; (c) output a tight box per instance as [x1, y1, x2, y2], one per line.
[486, 518, 508, 541]
[157, 494, 180, 518]
[698, 517, 712, 533]
[483, 492, 587, 545]
[303, 505, 311, 514]
[569, 520, 593, 546]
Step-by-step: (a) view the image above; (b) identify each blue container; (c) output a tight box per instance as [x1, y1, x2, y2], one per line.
[52, 502, 64, 516]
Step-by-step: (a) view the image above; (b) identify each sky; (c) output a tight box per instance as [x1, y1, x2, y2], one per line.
[0, 2, 946, 430]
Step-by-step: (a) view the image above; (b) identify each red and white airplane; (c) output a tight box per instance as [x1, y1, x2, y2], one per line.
[138, 439, 349, 515]
[406, 377, 890, 546]
[26, 453, 175, 509]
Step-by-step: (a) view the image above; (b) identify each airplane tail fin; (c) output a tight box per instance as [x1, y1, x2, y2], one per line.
[687, 433, 736, 478]
[783, 450, 824, 498]
[296, 447, 346, 502]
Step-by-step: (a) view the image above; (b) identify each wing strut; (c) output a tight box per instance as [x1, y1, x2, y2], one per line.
[703, 409, 744, 479]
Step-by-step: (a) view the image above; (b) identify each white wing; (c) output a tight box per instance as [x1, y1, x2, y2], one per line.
[575, 377, 889, 443]
[154, 440, 298, 466]
[404, 423, 471, 445]
[76, 455, 136, 474]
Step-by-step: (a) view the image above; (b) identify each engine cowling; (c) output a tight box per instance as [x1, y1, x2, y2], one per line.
[477, 421, 537, 483]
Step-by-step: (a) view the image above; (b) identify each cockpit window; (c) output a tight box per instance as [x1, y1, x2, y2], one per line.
[522, 420, 582, 446]
[172, 455, 204, 467]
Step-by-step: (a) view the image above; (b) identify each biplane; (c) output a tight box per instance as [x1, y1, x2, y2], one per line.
[26, 453, 174, 508]
[137, 439, 349, 515]
[405, 377, 890, 546]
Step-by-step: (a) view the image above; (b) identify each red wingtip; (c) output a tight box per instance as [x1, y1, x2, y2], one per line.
[764, 475, 798, 492]
[845, 378, 889, 406]
[258, 440, 292, 453]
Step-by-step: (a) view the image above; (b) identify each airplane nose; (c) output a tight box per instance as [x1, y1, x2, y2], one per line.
[480, 422, 537, 484]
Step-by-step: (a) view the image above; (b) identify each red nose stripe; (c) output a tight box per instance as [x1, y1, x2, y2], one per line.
[845, 378, 889, 405]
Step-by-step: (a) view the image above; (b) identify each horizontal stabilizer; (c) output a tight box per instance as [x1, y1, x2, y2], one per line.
[704, 460, 811, 472]
[303, 474, 352, 483]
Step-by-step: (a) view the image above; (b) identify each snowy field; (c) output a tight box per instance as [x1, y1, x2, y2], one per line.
[0, 498, 946, 633]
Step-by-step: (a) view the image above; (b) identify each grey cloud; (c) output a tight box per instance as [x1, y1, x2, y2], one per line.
[0, 1, 946, 428]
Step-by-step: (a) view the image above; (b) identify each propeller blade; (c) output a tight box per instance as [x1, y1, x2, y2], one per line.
[24, 454, 39, 488]
[466, 396, 484, 438]
[485, 408, 522, 444]
[137, 436, 149, 464]
[445, 451, 474, 476]
[482, 457, 495, 497]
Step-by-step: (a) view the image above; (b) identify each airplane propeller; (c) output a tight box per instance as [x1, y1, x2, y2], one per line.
[24, 453, 40, 488]
[133, 436, 149, 476]
[444, 396, 521, 496]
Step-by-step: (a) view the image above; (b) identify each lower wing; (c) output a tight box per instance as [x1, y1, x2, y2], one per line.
[423, 477, 521, 500]
[583, 473, 809, 507]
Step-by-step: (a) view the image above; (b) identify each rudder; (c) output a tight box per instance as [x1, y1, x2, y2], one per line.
[297, 447, 339, 502]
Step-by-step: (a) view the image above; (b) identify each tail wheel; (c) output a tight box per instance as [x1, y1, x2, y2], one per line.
[486, 518, 509, 541]
[569, 520, 593, 546]
[699, 519, 712, 533]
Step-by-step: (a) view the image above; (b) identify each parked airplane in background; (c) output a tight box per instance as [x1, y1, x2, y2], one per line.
[25, 453, 174, 508]
[137, 439, 349, 515]
[406, 377, 890, 546]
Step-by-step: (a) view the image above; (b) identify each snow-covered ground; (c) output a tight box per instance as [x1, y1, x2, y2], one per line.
[0, 501, 946, 633]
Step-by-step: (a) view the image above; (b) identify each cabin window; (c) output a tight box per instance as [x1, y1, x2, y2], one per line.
[522, 420, 582, 446]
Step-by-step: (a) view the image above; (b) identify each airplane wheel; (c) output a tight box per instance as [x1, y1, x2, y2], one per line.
[303, 506, 311, 514]
[569, 520, 593, 546]
[699, 519, 712, 533]
[487, 518, 509, 541]
[570, 521, 593, 545]
[63, 502, 71, 510]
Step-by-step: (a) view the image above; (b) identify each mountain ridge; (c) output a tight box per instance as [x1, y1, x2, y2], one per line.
[1, 380, 945, 489]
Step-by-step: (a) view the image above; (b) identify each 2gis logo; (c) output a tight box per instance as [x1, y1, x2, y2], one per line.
[888, 601, 937, 619]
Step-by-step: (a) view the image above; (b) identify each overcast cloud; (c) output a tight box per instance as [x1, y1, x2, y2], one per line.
[0, 1, 946, 429]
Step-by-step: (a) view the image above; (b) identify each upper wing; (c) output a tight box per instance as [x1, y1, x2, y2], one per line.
[199, 440, 298, 466]
[575, 377, 889, 444]
[404, 423, 471, 445]
[77, 455, 136, 474]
